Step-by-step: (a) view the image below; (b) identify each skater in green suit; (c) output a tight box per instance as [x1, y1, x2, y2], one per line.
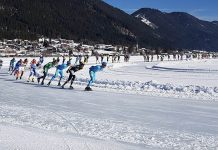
[37, 59, 57, 85]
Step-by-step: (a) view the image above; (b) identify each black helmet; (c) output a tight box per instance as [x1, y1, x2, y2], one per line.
[67, 60, 71, 66]
[102, 62, 107, 68]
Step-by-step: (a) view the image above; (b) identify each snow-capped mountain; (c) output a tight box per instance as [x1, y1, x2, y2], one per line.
[132, 8, 218, 51]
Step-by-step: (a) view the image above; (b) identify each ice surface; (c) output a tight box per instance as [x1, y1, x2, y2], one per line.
[1, 56, 218, 149]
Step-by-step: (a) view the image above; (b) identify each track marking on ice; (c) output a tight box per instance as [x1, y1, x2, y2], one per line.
[50, 111, 91, 150]
[30, 97, 92, 150]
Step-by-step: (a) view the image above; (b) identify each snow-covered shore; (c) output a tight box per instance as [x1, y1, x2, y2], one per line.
[1, 56, 218, 100]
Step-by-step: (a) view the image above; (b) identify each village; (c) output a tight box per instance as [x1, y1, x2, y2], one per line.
[0, 38, 218, 62]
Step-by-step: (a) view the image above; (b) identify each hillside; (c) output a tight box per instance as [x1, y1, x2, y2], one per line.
[0, 0, 165, 47]
[1, 1, 218, 50]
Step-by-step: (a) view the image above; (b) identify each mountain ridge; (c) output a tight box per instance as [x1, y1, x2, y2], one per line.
[0, 1, 218, 51]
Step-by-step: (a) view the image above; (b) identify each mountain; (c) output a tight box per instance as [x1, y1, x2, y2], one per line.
[132, 8, 218, 51]
[1, 1, 218, 51]
[0, 0, 167, 48]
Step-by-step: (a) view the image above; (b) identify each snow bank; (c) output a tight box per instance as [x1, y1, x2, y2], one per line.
[72, 78, 218, 100]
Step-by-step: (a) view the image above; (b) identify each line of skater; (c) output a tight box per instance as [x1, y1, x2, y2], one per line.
[8, 55, 107, 91]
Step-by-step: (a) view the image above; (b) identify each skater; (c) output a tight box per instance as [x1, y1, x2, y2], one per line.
[113, 54, 117, 63]
[96, 54, 100, 64]
[9, 58, 16, 72]
[85, 62, 107, 91]
[53, 57, 56, 62]
[112, 55, 114, 63]
[57, 57, 60, 63]
[100, 54, 104, 63]
[75, 54, 82, 65]
[143, 54, 147, 62]
[27, 59, 37, 82]
[127, 54, 130, 62]
[168, 55, 170, 61]
[147, 55, 150, 62]
[13, 59, 23, 80]
[124, 54, 127, 62]
[151, 55, 154, 62]
[62, 61, 85, 89]
[173, 54, 176, 61]
[0, 59, 3, 69]
[62, 56, 66, 64]
[37, 59, 57, 85]
[47, 60, 71, 86]
[107, 55, 110, 62]
[160, 55, 164, 61]
[19, 58, 28, 79]
[157, 55, 160, 61]
[10, 59, 21, 76]
[39, 55, 44, 64]
[117, 54, 121, 63]
[84, 55, 89, 64]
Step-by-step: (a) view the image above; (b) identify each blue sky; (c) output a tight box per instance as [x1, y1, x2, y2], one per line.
[103, 0, 218, 21]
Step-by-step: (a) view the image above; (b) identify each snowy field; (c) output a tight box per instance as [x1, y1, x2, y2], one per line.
[1, 56, 218, 149]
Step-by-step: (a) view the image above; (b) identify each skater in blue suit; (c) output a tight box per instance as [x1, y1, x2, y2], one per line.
[11, 59, 22, 80]
[85, 62, 107, 91]
[10, 60, 20, 75]
[28, 59, 37, 82]
[9, 58, 16, 72]
[47, 61, 71, 86]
